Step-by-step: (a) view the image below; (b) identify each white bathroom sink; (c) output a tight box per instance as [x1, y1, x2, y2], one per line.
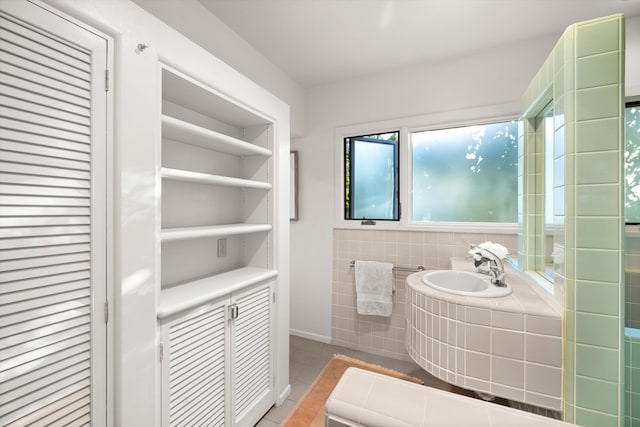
[421, 270, 512, 298]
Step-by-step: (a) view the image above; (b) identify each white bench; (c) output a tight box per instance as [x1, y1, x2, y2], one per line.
[325, 368, 577, 427]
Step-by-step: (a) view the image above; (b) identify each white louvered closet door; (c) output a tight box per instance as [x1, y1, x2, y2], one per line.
[163, 299, 228, 427]
[0, 1, 109, 426]
[231, 283, 273, 427]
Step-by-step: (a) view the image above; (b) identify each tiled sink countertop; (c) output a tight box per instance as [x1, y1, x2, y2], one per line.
[445, 257, 562, 318]
[405, 257, 563, 411]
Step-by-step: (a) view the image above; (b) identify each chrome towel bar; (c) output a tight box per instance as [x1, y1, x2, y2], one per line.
[349, 260, 426, 273]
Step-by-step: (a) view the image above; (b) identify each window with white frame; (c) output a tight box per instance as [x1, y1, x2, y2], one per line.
[344, 131, 400, 221]
[411, 121, 519, 222]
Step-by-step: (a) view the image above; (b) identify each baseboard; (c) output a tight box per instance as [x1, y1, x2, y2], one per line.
[289, 328, 331, 344]
[276, 384, 291, 406]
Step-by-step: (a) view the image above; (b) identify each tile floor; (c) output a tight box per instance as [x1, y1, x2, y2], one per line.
[255, 335, 497, 426]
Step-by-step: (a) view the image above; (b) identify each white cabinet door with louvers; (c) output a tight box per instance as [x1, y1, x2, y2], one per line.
[160, 281, 273, 427]
[230, 283, 272, 427]
[0, 1, 110, 426]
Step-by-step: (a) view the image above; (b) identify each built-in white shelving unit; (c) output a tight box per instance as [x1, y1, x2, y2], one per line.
[159, 66, 276, 291]
[157, 64, 281, 426]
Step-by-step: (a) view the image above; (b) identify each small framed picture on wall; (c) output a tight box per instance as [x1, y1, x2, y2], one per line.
[290, 151, 298, 221]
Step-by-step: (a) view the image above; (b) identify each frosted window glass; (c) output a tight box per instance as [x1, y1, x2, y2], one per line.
[625, 102, 640, 223]
[411, 122, 518, 222]
[344, 132, 399, 220]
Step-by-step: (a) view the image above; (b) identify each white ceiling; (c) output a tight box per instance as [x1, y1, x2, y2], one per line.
[199, 0, 640, 88]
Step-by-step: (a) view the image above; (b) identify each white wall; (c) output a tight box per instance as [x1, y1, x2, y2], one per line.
[130, 0, 306, 137]
[290, 15, 640, 341]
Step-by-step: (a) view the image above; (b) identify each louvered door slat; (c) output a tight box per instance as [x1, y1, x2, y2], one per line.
[1, 309, 90, 347]
[1, 224, 90, 239]
[5, 388, 90, 427]
[0, 105, 91, 137]
[0, 216, 90, 228]
[0, 36, 91, 87]
[0, 269, 89, 293]
[169, 326, 223, 365]
[0, 310, 90, 350]
[0, 138, 91, 162]
[2, 115, 91, 146]
[0, 94, 90, 126]
[1, 251, 89, 272]
[0, 184, 91, 198]
[1, 322, 91, 362]
[0, 342, 91, 387]
[0, 376, 90, 425]
[0, 72, 90, 110]
[0, 160, 90, 181]
[0, 52, 90, 98]
[1, 231, 90, 249]
[169, 334, 223, 386]
[1, 290, 90, 321]
[0, 14, 91, 69]
[0, 261, 90, 283]
[167, 303, 226, 427]
[0, 195, 89, 208]
[0, 83, 90, 120]
[0, 127, 90, 153]
[0, 332, 90, 375]
[0, 67, 88, 109]
[170, 368, 224, 417]
[0, 172, 90, 190]
[39, 405, 91, 427]
[2, 358, 90, 405]
[2, 347, 90, 393]
[0, 46, 91, 96]
[1, 148, 90, 171]
[170, 347, 223, 395]
[235, 346, 269, 382]
[169, 329, 225, 376]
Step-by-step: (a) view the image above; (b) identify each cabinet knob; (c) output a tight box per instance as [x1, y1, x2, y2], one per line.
[136, 42, 150, 53]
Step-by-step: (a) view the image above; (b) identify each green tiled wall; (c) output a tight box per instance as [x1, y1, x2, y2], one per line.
[520, 14, 625, 427]
[626, 333, 640, 427]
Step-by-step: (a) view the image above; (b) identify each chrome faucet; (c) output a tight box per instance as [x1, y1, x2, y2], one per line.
[469, 245, 507, 287]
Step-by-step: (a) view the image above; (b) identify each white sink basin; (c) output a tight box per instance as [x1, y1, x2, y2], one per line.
[422, 270, 512, 298]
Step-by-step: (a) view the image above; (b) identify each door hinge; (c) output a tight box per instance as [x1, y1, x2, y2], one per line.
[104, 301, 109, 323]
[159, 343, 164, 362]
[105, 69, 110, 92]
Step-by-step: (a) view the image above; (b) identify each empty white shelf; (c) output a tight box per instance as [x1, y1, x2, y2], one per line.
[162, 115, 272, 157]
[161, 223, 272, 242]
[161, 167, 272, 190]
[158, 266, 278, 319]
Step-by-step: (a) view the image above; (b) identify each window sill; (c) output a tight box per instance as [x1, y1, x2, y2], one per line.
[333, 221, 518, 234]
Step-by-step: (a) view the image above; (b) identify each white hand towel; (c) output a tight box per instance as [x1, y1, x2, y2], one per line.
[354, 260, 394, 317]
[468, 241, 509, 260]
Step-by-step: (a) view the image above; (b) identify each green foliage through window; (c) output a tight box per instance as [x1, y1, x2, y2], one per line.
[411, 121, 518, 222]
[625, 101, 640, 223]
